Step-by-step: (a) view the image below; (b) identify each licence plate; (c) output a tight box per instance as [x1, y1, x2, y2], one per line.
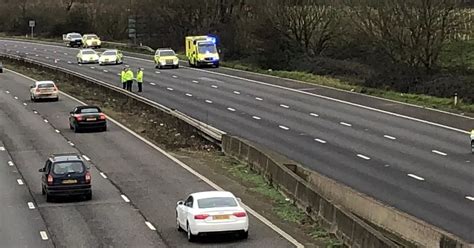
[213, 215, 230, 220]
[62, 179, 77, 184]
[86, 118, 96, 121]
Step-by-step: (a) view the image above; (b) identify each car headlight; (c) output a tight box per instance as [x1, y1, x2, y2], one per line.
[160, 61, 166, 65]
[173, 59, 179, 64]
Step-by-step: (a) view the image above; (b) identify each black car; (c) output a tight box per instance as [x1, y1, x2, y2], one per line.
[69, 105, 107, 132]
[39, 153, 92, 202]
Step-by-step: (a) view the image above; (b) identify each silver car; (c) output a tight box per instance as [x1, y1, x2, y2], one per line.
[30, 81, 59, 102]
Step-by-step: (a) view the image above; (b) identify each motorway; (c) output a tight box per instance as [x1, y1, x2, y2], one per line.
[0, 40, 473, 242]
[0, 70, 295, 247]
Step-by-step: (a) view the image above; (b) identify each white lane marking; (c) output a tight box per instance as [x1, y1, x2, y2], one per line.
[314, 138, 327, 144]
[172, 75, 178, 78]
[185, 93, 192, 97]
[407, 174, 425, 181]
[68, 141, 75, 146]
[55, 129, 60, 133]
[357, 154, 371, 160]
[17, 179, 24, 185]
[233, 91, 241, 95]
[5, 91, 10, 94]
[155, 71, 160, 74]
[252, 116, 261, 120]
[145, 221, 157, 231]
[280, 104, 290, 109]
[166, 87, 174, 91]
[23, 102, 27, 106]
[28, 202, 35, 209]
[150, 82, 156, 86]
[14, 96, 18, 99]
[340, 122, 352, 127]
[53, 51, 57, 53]
[466, 196, 474, 201]
[90, 66, 95, 69]
[192, 80, 199, 83]
[10, 67, 303, 248]
[45, 56, 49, 59]
[384, 164, 391, 167]
[34, 48, 37, 50]
[23, 46, 27, 49]
[33, 110, 38, 114]
[205, 100, 213, 104]
[227, 107, 236, 112]
[25, 52, 29, 55]
[82, 155, 91, 161]
[432, 150, 447, 156]
[255, 97, 263, 101]
[310, 113, 319, 117]
[68, 61, 72, 64]
[43, 119, 48, 123]
[103, 70, 108, 73]
[211, 85, 218, 88]
[40, 231, 49, 240]
[0, 147, 5, 151]
[64, 53, 68, 55]
[279, 125, 290, 130]
[8, 161, 14, 166]
[78, 64, 82, 66]
[35, 54, 39, 57]
[100, 172, 108, 179]
[384, 135, 396, 140]
[121, 194, 130, 203]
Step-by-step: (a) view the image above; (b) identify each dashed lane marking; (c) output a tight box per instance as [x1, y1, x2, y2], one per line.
[432, 150, 447, 156]
[211, 85, 218, 88]
[121, 194, 130, 203]
[14, 96, 18, 99]
[407, 174, 425, 181]
[17, 179, 24, 185]
[43, 119, 48, 123]
[279, 125, 290, 130]
[280, 104, 290, 109]
[384, 135, 397, 140]
[166, 87, 174, 91]
[310, 113, 319, 117]
[150, 82, 156, 86]
[227, 107, 236, 112]
[8, 161, 14, 166]
[55, 129, 60, 133]
[82, 155, 91, 161]
[205, 100, 213, 104]
[314, 138, 327, 144]
[100, 172, 107, 179]
[145, 221, 157, 231]
[255, 97, 263, 101]
[40, 231, 48, 240]
[28, 202, 35, 209]
[252, 116, 261, 120]
[0, 147, 5, 151]
[233, 91, 241, 95]
[192, 80, 199, 83]
[357, 154, 371, 160]
[172, 75, 178, 78]
[340, 122, 352, 127]
[466, 196, 474, 201]
[185, 93, 192, 97]
[23, 103, 27, 106]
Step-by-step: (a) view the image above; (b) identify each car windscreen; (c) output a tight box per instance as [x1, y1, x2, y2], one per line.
[53, 162, 84, 175]
[198, 43, 217, 54]
[85, 35, 98, 39]
[159, 51, 175, 56]
[197, 197, 238, 209]
[82, 51, 96, 55]
[70, 34, 82, 39]
[102, 51, 116, 56]
[79, 108, 100, 114]
[38, 83, 55, 88]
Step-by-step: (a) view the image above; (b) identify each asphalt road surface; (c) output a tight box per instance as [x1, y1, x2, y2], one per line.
[0, 40, 473, 242]
[0, 70, 295, 247]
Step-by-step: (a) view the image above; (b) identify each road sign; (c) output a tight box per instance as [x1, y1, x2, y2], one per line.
[29, 20, 35, 27]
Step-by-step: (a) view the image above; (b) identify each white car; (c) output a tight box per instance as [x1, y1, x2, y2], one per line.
[99, 49, 123, 65]
[176, 191, 249, 242]
[30, 81, 59, 102]
[76, 49, 99, 64]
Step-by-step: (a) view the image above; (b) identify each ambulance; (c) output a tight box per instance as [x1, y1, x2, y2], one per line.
[185, 36, 219, 68]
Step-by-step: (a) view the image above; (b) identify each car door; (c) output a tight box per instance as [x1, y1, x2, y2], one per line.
[41, 160, 51, 186]
[181, 196, 193, 225]
[30, 83, 35, 95]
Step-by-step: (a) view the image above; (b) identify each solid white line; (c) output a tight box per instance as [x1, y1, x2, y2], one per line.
[17, 179, 24, 185]
[145, 221, 157, 231]
[43, 119, 48, 123]
[7, 65, 303, 248]
[172, 75, 178, 78]
[255, 97, 263, 101]
[192, 80, 199, 83]
[0, 146, 5, 151]
[233, 91, 241, 95]
[82, 155, 91, 161]
[314, 138, 327, 144]
[27, 202, 35, 209]
[40, 231, 49, 240]
[310, 113, 319, 117]
[279, 125, 290, 130]
[340, 122, 352, 127]
[466, 196, 474, 201]
[100, 172, 108, 179]
[121, 194, 130, 203]
[205, 100, 213, 104]
[432, 150, 447, 156]
[227, 107, 236, 112]
[8, 161, 14, 166]
[211, 85, 218, 88]
[407, 174, 425, 181]
[280, 104, 290, 109]
[384, 135, 396, 140]
[185, 93, 192, 97]
[150, 82, 156, 86]
[357, 154, 371, 160]
[252, 116, 261, 120]
[166, 87, 174, 91]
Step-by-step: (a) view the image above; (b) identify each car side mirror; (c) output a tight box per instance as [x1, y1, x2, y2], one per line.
[30, 85, 34, 89]
[38, 168, 45, 172]
[177, 201, 184, 206]
[69, 111, 74, 115]
[236, 197, 242, 202]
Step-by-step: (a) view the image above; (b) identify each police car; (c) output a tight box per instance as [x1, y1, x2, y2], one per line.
[76, 49, 99, 64]
[99, 49, 123, 65]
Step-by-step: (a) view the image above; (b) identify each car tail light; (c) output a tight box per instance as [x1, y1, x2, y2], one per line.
[99, 114, 106, 120]
[233, 212, 247, 218]
[47, 174, 53, 185]
[194, 214, 209, 220]
[74, 114, 83, 121]
[35, 88, 41, 92]
[85, 171, 91, 183]
[53, 86, 58, 91]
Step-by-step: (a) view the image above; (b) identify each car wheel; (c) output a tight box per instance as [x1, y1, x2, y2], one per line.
[73, 125, 80, 133]
[100, 125, 107, 132]
[41, 186, 45, 195]
[241, 230, 249, 239]
[69, 123, 73, 130]
[54, 97, 59, 102]
[84, 191, 92, 201]
[46, 193, 53, 202]
[175, 65, 179, 69]
[31, 95, 36, 102]
[176, 213, 183, 231]
[187, 223, 196, 242]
